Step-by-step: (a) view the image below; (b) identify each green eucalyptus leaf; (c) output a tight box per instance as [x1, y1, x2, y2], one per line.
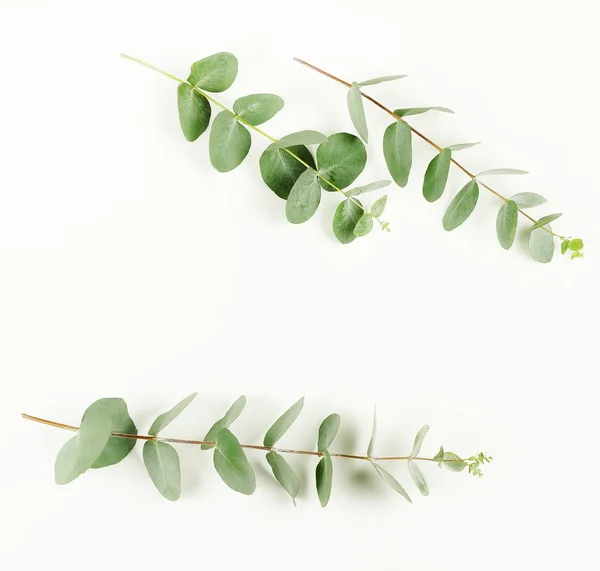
[394, 106, 453, 117]
[143, 440, 181, 501]
[264, 397, 305, 447]
[476, 168, 528, 177]
[286, 170, 321, 224]
[266, 451, 300, 504]
[209, 111, 251, 172]
[214, 428, 256, 495]
[510, 192, 547, 208]
[371, 195, 387, 217]
[177, 84, 211, 142]
[316, 133, 367, 191]
[347, 82, 368, 143]
[316, 451, 333, 507]
[411, 425, 429, 458]
[442, 180, 479, 231]
[55, 437, 84, 485]
[202, 395, 246, 450]
[423, 148, 451, 202]
[188, 52, 238, 92]
[447, 142, 480, 152]
[408, 460, 429, 496]
[317, 413, 341, 453]
[367, 406, 377, 457]
[441, 451, 467, 472]
[496, 200, 518, 250]
[259, 145, 316, 200]
[333, 199, 363, 244]
[267, 130, 328, 151]
[346, 180, 391, 197]
[77, 404, 114, 472]
[569, 238, 584, 251]
[354, 214, 374, 237]
[358, 75, 407, 87]
[148, 393, 197, 437]
[383, 121, 412, 187]
[561, 239, 571, 255]
[233, 93, 284, 126]
[530, 213, 562, 230]
[433, 446, 445, 465]
[372, 462, 412, 503]
[529, 225, 555, 263]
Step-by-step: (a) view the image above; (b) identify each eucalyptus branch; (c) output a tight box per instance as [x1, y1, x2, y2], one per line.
[22, 395, 491, 505]
[294, 58, 584, 261]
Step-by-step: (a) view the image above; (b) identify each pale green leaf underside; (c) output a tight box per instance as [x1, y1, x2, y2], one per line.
[371, 195, 387, 218]
[318, 413, 341, 453]
[411, 425, 429, 458]
[214, 428, 256, 495]
[266, 451, 300, 503]
[358, 75, 407, 87]
[510, 192, 547, 208]
[55, 437, 84, 485]
[317, 133, 367, 192]
[496, 200, 518, 250]
[333, 198, 364, 244]
[209, 111, 251, 172]
[423, 148, 451, 203]
[442, 180, 479, 231]
[263, 397, 305, 447]
[408, 460, 429, 496]
[394, 106, 453, 117]
[267, 130, 328, 151]
[476, 168, 528, 177]
[530, 213, 562, 230]
[143, 440, 181, 501]
[187, 52, 238, 92]
[259, 145, 315, 200]
[286, 169, 321, 224]
[177, 84, 211, 142]
[442, 452, 467, 472]
[383, 121, 412, 187]
[346, 180, 391, 197]
[316, 451, 333, 507]
[148, 393, 197, 436]
[347, 82, 368, 143]
[354, 214, 373, 237]
[367, 405, 377, 457]
[447, 142, 480, 152]
[202, 395, 246, 450]
[529, 225, 555, 263]
[233, 93, 284, 126]
[372, 462, 412, 503]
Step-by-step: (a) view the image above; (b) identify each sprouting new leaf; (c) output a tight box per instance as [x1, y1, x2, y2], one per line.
[394, 107, 453, 117]
[233, 94, 284, 126]
[447, 142, 480, 152]
[442, 180, 479, 231]
[561, 239, 571, 255]
[383, 121, 412, 187]
[510, 192, 547, 209]
[264, 397, 305, 447]
[143, 440, 181, 501]
[317, 133, 367, 191]
[286, 170, 321, 224]
[209, 111, 251, 172]
[316, 451, 333, 507]
[569, 238, 584, 251]
[441, 451, 467, 472]
[148, 393, 197, 436]
[177, 84, 211, 142]
[318, 413, 341, 453]
[530, 213, 562, 230]
[423, 148, 451, 202]
[476, 168, 528, 177]
[411, 425, 429, 458]
[357, 75, 407, 87]
[371, 195, 388, 218]
[354, 214, 374, 237]
[214, 428, 256, 495]
[333, 199, 364, 244]
[433, 446, 445, 465]
[202, 395, 246, 450]
[266, 451, 300, 504]
[367, 405, 377, 457]
[346, 180, 391, 197]
[259, 145, 316, 200]
[347, 82, 369, 143]
[187, 52, 238, 92]
[529, 225, 555, 263]
[408, 460, 429, 496]
[372, 462, 412, 503]
[496, 200, 518, 250]
[267, 130, 328, 151]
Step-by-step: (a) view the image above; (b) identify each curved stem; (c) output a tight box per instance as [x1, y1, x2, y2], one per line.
[293, 57, 565, 240]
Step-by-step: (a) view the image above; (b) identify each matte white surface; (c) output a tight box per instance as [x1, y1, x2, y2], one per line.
[1, 1, 598, 569]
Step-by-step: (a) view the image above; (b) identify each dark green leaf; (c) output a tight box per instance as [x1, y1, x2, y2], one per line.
[264, 397, 304, 447]
[333, 199, 363, 244]
[318, 413, 341, 453]
[358, 75, 407, 87]
[383, 121, 412, 187]
[346, 180, 391, 197]
[447, 142, 480, 152]
[441, 451, 467, 472]
[423, 148, 451, 202]
[316, 451, 333, 507]
[267, 130, 328, 151]
[530, 213, 562, 230]
[316, 133, 367, 191]
[529, 226, 555, 263]
[177, 84, 211, 142]
[394, 106, 453, 117]
[367, 405, 377, 457]
[371, 195, 387, 217]
[214, 428, 256, 495]
[496, 200, 518, 250]
[266, 451, 300, 504]
[233, 93, 284, 126]
[143, 440, 181, 501]
[372, 462, 412, 503]
[148, 393, 197, 437]
[408, 460, 429, 496]
[286, 170, 321, 224]
[259, 145, 316, 200]
[347, 82, 368, 143]
[476, 168, 528, 176]
[354, 214, 373, 237]
[510, 192, 547, 208]
[209, 111, 251, 172]
[442, 180, 479, 231]
[187, 52, 238, 92]
[411, 425, 429, 458]
[202, 395, 246, 450]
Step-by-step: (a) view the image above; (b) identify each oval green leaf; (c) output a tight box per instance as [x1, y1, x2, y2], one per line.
[263, 397, 305, 447]
[209, 111, 251, 172]
[358, 75, 407, 87]
[530, 213, 562, 230]
[202, 395, 246, 450]
[267, 130, 328, 151]
[148, 393, 197, 437]
[394, 106, 453, 117]
[441, 451, 467, 472]
[286, 170, 321, 224]
[346, 180, 391, 197]
[143, 440, 181, 501]
[187, 52, 238, 92]
[372, 462, 412, 503]
[266, 451, 300, 504]
[214, 428, 256, 495]
[423, 148, 451, 203]
[529, 225, 555, 263]
[317, 413, 341, 453]
[259, 145, 316, 200]
[510, 192, 547, 209]
[411, 425, 429, 458]
[347, 82, 368, 143]
[55, 437, 84, 485]
[408, 460, 429, 496]
[316, 451, 333, 507]
[316, 133, 367, 191]
[496, 200, 518, 250]
[371, 195, 387, 218]
[233, 93, 284, 126]
[354, 214, 373, 237]
[177, 84, 211, 142]
[383, 121, 412, 187]
[442, 180, 479, 231]
[77, 403, 114, 472]
[333, 198, 364, 244]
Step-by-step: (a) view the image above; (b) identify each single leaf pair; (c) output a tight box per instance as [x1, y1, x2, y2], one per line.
[316, 413, 340, 507]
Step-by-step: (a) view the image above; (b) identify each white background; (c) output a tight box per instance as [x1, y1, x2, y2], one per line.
[1, 0, 598, 568]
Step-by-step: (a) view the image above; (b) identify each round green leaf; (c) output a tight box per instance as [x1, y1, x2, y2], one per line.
[408, 460, 429, 496]
[411, 425, 429, 458]
[148, 393, 197, 437]
[372, 462, 412, 503]
[259, 145, 316, 199]
[347, 82, 368, 143]
[209, 111, 251, 172]
[202, 395, 246, 450]
[187, 52, 238, 92]
[383, 121, 412, 187]
[263, 397, 305, 447]
[510, 192, 547, 209]
[423, 148, 451, 202]
[316, 451, 333, 507]
[569, 238, 584, 251]
[442, 180, 479, 231]
[316, 133, 367, 192]
[233, 93, 284, 126]
[496, 200, 518, 250]
[266, 451, 300, 504]
[177, 84, 211, 142]
[286, 170, 321, 224]
[529, 225, 555, 263]
[214, 428, 256, 495]
[441, 452, 467, 472]
[143, 440, 181, 501]
[530, 213, 562, 230]
[354, 214, 373, 237]
[317, 413, 340, 453]
[333, 199, 363, 244]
